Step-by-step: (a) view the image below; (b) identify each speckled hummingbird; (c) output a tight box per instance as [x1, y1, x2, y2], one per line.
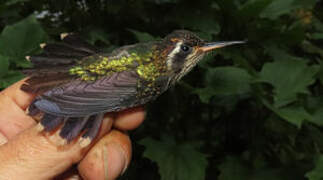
[21, 30, 244, 146]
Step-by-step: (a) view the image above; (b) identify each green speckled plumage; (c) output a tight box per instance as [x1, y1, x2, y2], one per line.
[69, 49, 163, 82]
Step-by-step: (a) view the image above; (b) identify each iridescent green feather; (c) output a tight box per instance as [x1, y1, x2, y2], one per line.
[69, 42, 166, 82]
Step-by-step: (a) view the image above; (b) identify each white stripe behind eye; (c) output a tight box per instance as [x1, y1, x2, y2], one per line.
[166, 41, 183, 71]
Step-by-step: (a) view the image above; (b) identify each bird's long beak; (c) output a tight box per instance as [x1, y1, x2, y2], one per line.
[199, 41, 245, 52]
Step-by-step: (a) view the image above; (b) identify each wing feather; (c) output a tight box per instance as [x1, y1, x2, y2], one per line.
[34, 71, 140, 117]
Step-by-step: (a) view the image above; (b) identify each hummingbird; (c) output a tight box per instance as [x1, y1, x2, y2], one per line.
[21, 30, 244, 146]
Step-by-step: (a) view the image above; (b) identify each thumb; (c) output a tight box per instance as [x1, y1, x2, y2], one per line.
[0, 116, 113, 180]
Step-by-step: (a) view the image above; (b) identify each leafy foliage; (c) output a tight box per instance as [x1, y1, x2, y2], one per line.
[196, 67, 252, 103]
[140, 137, 207, 180]
[258, 59, 319, 107]
[1, 0, 323, 179]
[0, 15, 46, 88]
[306, 155, 323, 180]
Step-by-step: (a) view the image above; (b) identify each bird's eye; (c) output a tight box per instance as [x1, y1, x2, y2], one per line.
[181, 45, 190, 52]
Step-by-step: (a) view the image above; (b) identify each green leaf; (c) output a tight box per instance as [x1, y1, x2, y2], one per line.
[128, 29, 156, 43]
[0, 71, 23, 89]
[218, 155, 304, 180]
[0, 55, 10, 77]
[139, 136, 207, 180]
[317, 63, 323, 88]
[173, 12, 220, 37]
[258, 59, 319, 107]
[293, 0, 317, 9]
[262, 99, 313, 128]
[5, 0, 29, 6]
[309, 107, 323, 127]
[311, 33, 323, 40]
[259, 0, 316, 20]
[239, 0, 273, 19]
[195, 67, 252, 103]
[302, 41, 323, 59]
[306, 96, 323, 127]
[265, 46, 303, 62]
[276, 105, 313, 128]
[305, 155, 323, 180]
[260, 0, 294, 19]
[0, 15, 47, 67]
[218, 156, 250, 180]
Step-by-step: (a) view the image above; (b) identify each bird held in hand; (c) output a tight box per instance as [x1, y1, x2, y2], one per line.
[21, 30, 244, 147]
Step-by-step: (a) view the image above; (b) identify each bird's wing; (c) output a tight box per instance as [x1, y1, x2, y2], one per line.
[33, 70, 141, 117]
[21, 33, 145, 117]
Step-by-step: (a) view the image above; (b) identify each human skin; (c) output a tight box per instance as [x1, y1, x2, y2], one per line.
[0, 79, 145, 180]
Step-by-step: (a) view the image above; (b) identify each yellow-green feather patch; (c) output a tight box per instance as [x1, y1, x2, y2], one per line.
[69, 52, 162, 81]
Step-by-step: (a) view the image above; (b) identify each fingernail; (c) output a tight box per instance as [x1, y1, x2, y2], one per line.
[66, 174, 82, 180]
[36, 123, 44, 131]
[79, 137, 92, 148]
[0, 132, 8, 145]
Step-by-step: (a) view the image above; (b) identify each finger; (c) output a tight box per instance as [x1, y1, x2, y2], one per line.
[113, 107, 145, 130]
[0, 116, 114, 180]
[78, 130, 131, 180]
[1, 78, 37, 110]
[0, 91, 36, 139]
[0, 78, 37, 138]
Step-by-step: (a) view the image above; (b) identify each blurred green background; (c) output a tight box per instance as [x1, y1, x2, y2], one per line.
[1, 0, 323, 179]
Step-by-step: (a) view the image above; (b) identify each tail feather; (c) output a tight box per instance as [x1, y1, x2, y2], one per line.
[25, 33, 99, 69]
[29, 103, 104, 145]
[61, 33, 100, 54]
[28, 54, 78, 67]
[41, 113, 65, 131]
[27, 100, 41, 116]
[59, 116, 89, 142]
[23, 33, 105, 146]
[21, 33, 99, 93]
[42, 43, 91, 58]
[82, 114, 104, 139]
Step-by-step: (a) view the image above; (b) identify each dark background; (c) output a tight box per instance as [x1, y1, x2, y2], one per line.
[1, 0, 323, 179]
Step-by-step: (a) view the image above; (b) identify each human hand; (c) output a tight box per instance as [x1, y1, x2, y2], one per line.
[0, 79, 145, 180]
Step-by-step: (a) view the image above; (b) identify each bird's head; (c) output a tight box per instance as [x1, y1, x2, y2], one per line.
[160, 30, 244, 83]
